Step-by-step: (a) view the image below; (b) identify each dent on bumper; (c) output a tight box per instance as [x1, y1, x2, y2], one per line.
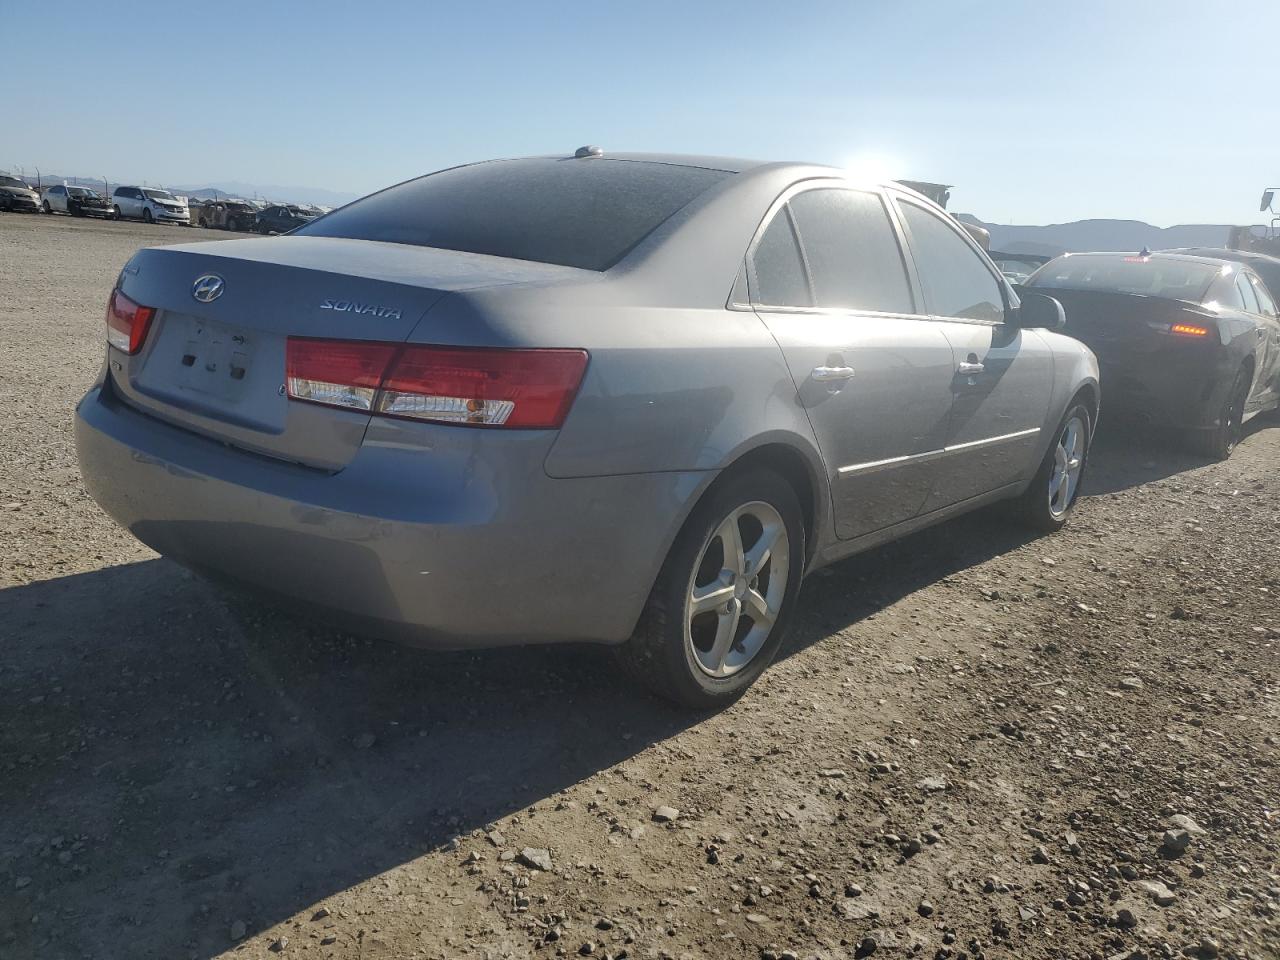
[75, 386, 707, 647]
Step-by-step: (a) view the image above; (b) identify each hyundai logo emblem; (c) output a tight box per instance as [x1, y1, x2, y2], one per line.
[192, 274, 225, 303]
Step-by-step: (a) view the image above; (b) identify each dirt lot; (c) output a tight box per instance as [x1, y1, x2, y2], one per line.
[1, 213, 1277, 960]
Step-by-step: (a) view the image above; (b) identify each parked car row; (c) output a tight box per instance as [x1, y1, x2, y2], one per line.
[189, 199, 322, 234]
[1, 176, 327, 234]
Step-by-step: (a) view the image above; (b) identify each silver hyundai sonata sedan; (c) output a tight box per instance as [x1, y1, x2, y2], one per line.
[76, 150, 1099, 706]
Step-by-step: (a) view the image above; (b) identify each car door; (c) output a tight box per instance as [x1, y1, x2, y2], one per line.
[749, 183, 957, 540]
[1246, 272, 1280, 403]
[890, 194, 1055, 509]
[1234, 269, 1275, 407]
[48, 186, 65, 212]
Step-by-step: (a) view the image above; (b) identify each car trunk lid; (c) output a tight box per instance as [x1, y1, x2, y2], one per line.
[109, 237, 585, 470]
[1034, 288, 1216, 351]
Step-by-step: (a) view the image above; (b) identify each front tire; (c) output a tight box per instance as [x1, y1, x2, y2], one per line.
[42, 200, 51, 214]
[615, 468, 805, 708]
[112, 205, 122, 220]
[1186, 367, 1250, 461]
[142, 208, 153, 224]
[1013, 403, 1092, 532]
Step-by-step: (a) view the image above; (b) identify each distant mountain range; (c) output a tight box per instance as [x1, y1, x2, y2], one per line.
[955, 215, 1233, 256]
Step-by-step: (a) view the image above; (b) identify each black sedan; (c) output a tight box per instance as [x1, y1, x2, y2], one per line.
[1024, 251, 1280, 458]
[255, 204, 316, 234]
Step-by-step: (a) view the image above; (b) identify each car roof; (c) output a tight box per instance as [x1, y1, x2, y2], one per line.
[1059, 250, 1242, 269]
[1168, 246, 1280, 268]
[521, 151, 774, 174]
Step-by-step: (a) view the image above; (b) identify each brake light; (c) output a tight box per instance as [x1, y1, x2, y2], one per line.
[286, 339, 398, 411]
[1171, 323, 1210, 337]
[284, 339, 589, 429]
[105, 288, 156, 355]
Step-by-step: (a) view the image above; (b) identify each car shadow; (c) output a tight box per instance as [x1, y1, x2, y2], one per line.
[0, 428, 1220, 958]
[1082, 417, 1274, 496]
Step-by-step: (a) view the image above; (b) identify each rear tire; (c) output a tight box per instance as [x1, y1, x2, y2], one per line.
[1186, 367, 1249, 460]
[1012, 403, 1092, 532]
[614, 468, 805, 708]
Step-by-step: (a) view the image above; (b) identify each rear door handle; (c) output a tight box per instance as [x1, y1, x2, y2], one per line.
[811, 365, 856, 382]
[957, 361, 985, 375]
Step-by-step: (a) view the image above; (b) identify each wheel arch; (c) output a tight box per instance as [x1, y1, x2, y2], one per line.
[676, 433, 831, 573]
[1069, 378, 1101, 435]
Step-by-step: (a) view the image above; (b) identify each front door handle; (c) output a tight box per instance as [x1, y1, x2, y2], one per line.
[957, 361, 985, 375]
[811, 365, 856, 382]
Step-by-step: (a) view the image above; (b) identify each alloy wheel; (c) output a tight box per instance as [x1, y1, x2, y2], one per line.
[684, 501, 790, 679]
[1048, 415, 1086, 519]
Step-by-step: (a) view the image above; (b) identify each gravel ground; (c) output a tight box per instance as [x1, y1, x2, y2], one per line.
[1, 213, 1277, 960]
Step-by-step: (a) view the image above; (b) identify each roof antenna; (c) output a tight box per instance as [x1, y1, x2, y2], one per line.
[1138, 246, 1151, 258]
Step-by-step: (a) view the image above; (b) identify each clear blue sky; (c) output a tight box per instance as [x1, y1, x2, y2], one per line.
[6, 0, 1278, 225]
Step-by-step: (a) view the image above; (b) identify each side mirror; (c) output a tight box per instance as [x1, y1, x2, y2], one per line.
[1012, 292, 1066, 331]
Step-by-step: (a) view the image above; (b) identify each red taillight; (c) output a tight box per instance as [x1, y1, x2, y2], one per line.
[1170, 323, 1210, 337]
[284, 339, 589, 429]
[105, 289, 156, 355]
[286, 338, 399, 412]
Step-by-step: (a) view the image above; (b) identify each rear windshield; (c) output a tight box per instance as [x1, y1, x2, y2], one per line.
[296, 158, 733, 271]
[1029, 254, 1219, 301]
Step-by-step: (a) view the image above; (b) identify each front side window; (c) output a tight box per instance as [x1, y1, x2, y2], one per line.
[898, 201, 1004, 323]
[750, 209, 811, 308]
[787, 188, 914, 314]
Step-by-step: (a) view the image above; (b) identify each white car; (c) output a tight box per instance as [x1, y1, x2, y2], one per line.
[42, 185, 114, 218]
[110, 186, 189, 224]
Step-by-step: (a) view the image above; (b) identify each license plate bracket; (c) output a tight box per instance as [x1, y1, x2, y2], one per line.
[178, 317, 253, 400]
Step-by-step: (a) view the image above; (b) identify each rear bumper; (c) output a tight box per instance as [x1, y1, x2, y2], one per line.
[1094, 353, 1230, 431]
[75, 382, 707, 647]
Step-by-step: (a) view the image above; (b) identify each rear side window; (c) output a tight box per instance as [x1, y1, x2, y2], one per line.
[751, 211, 811, 308]
[1209, 274, 1245, 310]
[897, 201, 1004, 323]
[1235, 272, 1259, 314]
[1249, 274, 1277, 316]
[788, 189, 914, 314]
[298, 158, 732, 271]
